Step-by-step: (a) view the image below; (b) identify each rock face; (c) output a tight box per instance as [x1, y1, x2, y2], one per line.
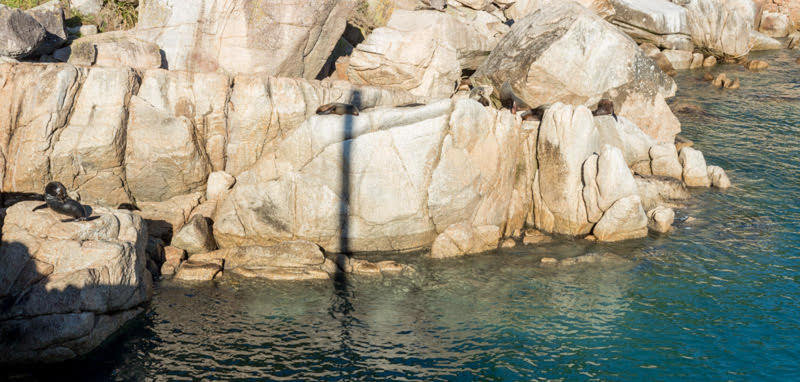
[429, 223, 501, 258]
[684, 0, 755, 59]
[213, 99, 537, 252]
[347, 9, 508, 99]
[27, 1, 68, 56]
[759, 10, 793, 37]
[610, 0, 693, 50]
[136, 0, 356, 78]
[0, 5, 46, 59]
[750, 30, 783, 50]
[0, 201, 151, 364]
[472, 1, 680, 143]
[64, 31, 164, 70]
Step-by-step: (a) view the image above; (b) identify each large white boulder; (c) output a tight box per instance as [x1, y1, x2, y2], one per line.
[610, 0, 693, 50]
[684, 0, 755, 58]
[472, 1, 680, 143]
[0, 201, 151, 363]
[136, 0, 356, 78]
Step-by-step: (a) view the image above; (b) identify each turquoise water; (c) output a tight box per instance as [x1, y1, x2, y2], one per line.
[7, 50, 800, 381]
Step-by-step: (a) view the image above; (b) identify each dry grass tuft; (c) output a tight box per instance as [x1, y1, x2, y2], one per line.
[1, 0, 137, 32]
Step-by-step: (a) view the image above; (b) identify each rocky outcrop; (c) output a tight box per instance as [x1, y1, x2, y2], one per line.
[472, 1, 680, 143]
[60, 31, 163, 70]
[0, 201, 151, 364]
[647, 206, 675, 233]
[610, 0, 693, 50]
[0, 5, 46, 59]
[684, 0, 755, 59]
[136, 0, 356, 78]
[27, 1, 67, 57]
[750, 30, 783, 50]
[679, 147, 711, 187]
[347, 9, 508, 99]
[188, 241, 334, 281]
[429, 223, 501, 258]
[759, 10, 793, 37]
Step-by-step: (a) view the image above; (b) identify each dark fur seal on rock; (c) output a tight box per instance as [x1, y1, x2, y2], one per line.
[32, 181, 92, 222]
[316, 103, 359, 116]
[592, 99, 617, 121]
[469, 86, 491, 106]
[520, 106, 547, 122]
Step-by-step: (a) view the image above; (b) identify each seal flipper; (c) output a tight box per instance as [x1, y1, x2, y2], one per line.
[32, 203, 48, 212]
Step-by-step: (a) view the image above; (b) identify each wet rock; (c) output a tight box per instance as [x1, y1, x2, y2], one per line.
[522, 229, 553, 245]
[788, 31, 800, 49]
[650, 51, 678, 76]
[703, 55, 717, 67]
[335, 257, 416, 276]
[472, 1, 680, 143]
[430, 223, 501, 258]
[679, 147, 711, 187]
[675, 135, 694, 151]
[635, 175, 690, 211]
[0, 201, 151, 364]
[230, 267, 330, 281]
[137, 0, 356, 78]
[647, 206, 675, 233]
[662, 49, 694, 70]
[541, 252, 628, 267]
[206, 171, 235, 201]
[0, 5, 45, 59]
[707, 165, 732, 189]
[592, 195, 648, 242]
[174, 259, 223, 281]
[160, 246, 186, 277]
[690, 52, 704, 69]
[745, 60, 769, 71]
[725, 77, 740, 90]
[171, 215, 217, 255]
[750, 30, 783, 51]
[650, 143, 683, 180]
[191, 241, 333, 281]
[500, 238, 517, 248]
[65, 31, 163, 70]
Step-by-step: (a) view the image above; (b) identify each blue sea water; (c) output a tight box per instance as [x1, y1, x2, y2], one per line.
[6, 50, 800, 381]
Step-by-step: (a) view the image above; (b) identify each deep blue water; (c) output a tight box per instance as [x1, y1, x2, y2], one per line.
[6, 50, 800, 381]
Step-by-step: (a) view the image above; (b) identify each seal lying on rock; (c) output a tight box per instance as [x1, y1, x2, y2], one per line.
[592, 99, 617, 121]
[32, 181, 93, 222]
[316, 103, 359, 116]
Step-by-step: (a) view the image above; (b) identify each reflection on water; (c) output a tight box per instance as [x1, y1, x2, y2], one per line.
[7, 50, 800, 380]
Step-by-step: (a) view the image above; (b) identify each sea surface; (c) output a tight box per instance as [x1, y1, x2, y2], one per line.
[6, 50, 800, 381]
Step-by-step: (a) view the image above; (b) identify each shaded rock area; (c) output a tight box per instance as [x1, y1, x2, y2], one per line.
[0, 202, 151, 364]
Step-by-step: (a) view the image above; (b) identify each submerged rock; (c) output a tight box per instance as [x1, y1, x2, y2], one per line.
[0, 201, 151, 364]
[188, 241, 334, 281]
[707, 165, 732, 189]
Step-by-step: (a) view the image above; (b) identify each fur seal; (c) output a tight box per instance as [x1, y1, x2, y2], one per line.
[592, 99, 617, 121]
[32, 181, 92, 222]
[469, 86, 491, 106]
[316, 103, 359, 116]
[499, 81, 530, 114]
[520, 106, 547, 122]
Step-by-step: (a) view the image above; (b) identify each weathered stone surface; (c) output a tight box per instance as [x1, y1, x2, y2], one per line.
[750, 30, 783, 50]
[50, 67, 139, 207]
[635, 175, 690, 210]
[759, 10, 793, 37]
[472, 1, 680, 143]
[206, 171, 235, 200]
[347, 9, 508, 99]
[592, 195, 648, 241]
[125, 96, 211, 202]
[0, 201, 150, 364]
[136, 0, 356, 78]
[684, 0, 754, 58]
[136, 193, 204, 241]
[703, 55, 717, 67]
[189, 241, 337, 280]
[679, 147, 711, 187]
[160, 246, 186, 276]
[174, 259, 222, 281]
[214, 99, 535, 253]
[0, 5, 45, 59]
[610, 0, 693, 50]
[662, 49, 694, 70]
[522, 228, 553, 245]
[647, 206, 674, 233]
[69, 0, 102, 16]
[690, 52, 704, 68]
[66, 31, 163, 70]
[27, 1, 68, 56]
[707, 165, 732, 189]
[594, 115, 656, 165]
[429, 223, 500, 258]
[171, 215, 216, 255]
[649, 142, 683, 179]
[533, 103, 595, 235]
